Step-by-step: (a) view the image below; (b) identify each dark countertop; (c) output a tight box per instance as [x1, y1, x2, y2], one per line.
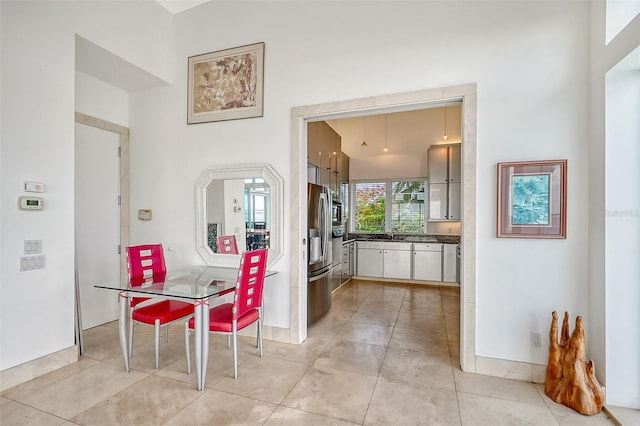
[348, 233, 460, 244]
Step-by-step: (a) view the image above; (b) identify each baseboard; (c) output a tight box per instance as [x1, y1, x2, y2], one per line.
[237, 325, 292, 344]
[474, 355, 547, 383]
[0, 345, 78, 392]
[352, 275, 460, 287]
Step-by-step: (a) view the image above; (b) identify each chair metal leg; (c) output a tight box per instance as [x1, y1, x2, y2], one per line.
[154, 319, 160, 369]
[165, 324, 169, 342]
[184, 322, 191, 375]
[258, 317, 263, 357]
[232, 324, 238, 379]
[128, 315, 134, 359]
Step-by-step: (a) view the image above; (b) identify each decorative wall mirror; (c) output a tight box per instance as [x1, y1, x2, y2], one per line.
[196, 163, 284, 268]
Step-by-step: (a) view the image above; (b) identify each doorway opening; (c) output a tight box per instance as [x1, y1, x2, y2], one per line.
[289, 84, 478, 372]
[74, 112, 130, 354]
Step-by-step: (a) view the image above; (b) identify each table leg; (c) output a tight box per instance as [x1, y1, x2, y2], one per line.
[201, 297, 210, 390]
[194, 300, 203, 390]
[118, 292, 130, 372]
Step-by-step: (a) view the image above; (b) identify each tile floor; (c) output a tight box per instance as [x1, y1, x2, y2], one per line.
[1, 280, 620, 425]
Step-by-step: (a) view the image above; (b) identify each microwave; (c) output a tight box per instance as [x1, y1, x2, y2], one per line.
[331, 201, 343, 226]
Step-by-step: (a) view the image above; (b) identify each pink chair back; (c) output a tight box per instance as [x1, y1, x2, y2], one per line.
[126, 244, 167, 286]
[232, 249, 268, 321]
[217, 235, 239, 255]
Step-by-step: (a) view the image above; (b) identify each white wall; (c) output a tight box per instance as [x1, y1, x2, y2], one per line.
[75, 72, 129, 127]
[128, 0, 591, 365]
[2, 0, 602, 376]
[0, 0, 171, 371]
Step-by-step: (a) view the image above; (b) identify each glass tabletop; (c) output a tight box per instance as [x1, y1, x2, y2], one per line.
[95, 265, 276, 300]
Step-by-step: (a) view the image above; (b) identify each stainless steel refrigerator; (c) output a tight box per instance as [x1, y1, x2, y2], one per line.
[307, 183, 332, 325]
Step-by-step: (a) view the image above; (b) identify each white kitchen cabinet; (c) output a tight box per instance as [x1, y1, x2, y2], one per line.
[383, 246, 412, 279]
[428, 143, 461, 221]
[412, 243, 443, 281]
[357, 241, 411, 279]
[357, 246, 384, 277]
[443, 244, 458, 282]
[427, 145, 449, 183]
[448, 144, 461, 182]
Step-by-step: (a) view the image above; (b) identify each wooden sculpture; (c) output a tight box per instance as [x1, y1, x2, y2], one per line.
[545, 311, 605, 415]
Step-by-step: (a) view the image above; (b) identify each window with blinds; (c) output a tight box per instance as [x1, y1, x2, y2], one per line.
[353, 180, 426, 233]
[391, 181, 425, 233]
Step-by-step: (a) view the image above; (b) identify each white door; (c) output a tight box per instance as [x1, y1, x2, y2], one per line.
[75, 123, 120, 329]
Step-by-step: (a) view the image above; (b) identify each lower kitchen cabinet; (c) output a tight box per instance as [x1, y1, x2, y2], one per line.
[356, 241, 457, 283]
[357, 242, 411, 279]
[357, 246, 384, 277]
[383, 246, 412, 279]
[443, 243, 459, 282]
[342, 240, 355, 283]
[413, 243, 443, 281]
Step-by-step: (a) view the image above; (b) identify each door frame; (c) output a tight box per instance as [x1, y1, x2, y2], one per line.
[74, 112, 130, 285]
[289, 84, 478, 372]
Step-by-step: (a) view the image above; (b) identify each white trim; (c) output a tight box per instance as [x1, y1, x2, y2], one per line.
[289, 84, 478, 373]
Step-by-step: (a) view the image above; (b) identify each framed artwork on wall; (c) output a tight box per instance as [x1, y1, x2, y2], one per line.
[497, 159, 567, 238]
[187, 42, 264, 124]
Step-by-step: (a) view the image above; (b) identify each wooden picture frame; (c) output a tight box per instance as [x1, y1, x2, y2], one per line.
[497, 159, 567, 238]
[187, 42, 264, 124]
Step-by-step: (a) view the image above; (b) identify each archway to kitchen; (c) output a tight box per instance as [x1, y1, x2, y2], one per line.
[289, 84, 478, 372]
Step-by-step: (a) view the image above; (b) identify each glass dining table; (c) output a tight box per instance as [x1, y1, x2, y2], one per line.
[95, 265, 276, 390]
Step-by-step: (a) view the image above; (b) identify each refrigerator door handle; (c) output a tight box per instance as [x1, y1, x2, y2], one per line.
[319, 192, 329, 262]
[308, 268, 331, 282]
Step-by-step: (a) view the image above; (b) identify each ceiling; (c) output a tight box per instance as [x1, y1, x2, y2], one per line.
[156, 0, 212, 14]
[326, 105, 462, 161]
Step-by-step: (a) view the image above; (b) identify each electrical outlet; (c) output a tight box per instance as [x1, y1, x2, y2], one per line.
[531, 332, 542, 348]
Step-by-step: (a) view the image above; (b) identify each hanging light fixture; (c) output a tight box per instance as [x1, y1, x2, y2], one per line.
[360, 116, 368, 147]
[443, 107, 448, 141]
[383, 114, 389, 152]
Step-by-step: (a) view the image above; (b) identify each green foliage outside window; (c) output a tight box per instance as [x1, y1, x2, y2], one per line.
[354, 183, 386, 232]
[354, 180, 425, 233]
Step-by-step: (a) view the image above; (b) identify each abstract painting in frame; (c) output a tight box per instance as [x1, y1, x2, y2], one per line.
[188, 42, 264, 124]
[497, 160, 567, 238]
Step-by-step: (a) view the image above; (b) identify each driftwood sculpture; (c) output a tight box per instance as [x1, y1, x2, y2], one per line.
[545, 311, 605, 415]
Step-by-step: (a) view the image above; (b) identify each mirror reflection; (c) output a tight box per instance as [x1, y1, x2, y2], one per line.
[195, 163, 283, 268]
[206, 178, 271, 253]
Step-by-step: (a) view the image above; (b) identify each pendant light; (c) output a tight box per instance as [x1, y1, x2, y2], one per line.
[443, 107, 448, 141]
[383, 114, 389, 152]
[360, 116, 368, 147]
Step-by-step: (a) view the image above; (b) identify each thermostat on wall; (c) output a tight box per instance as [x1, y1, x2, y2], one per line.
[19, 196, 44, 210]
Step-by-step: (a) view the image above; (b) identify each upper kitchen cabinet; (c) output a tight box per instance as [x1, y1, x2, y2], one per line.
[428, 143, 461, 221]
[308, 121, 321, 166]
[308, 121, 350, 198]
[340, 152, 349, 184]
[428, 144, 461, 183]
[307, 121, 341, 174]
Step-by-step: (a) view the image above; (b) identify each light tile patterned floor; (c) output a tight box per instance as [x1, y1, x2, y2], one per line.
[0, 280, 619, 425]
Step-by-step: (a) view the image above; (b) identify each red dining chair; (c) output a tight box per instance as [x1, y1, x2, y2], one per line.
[126, 244, 194, 369]
[216, 235, 239, 254]
[185, 248, 268, 378]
